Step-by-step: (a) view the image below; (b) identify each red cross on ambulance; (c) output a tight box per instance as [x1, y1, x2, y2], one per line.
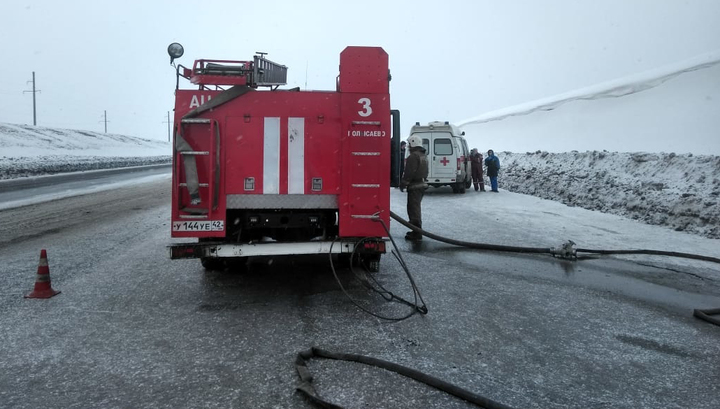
[440, 157, 449, 166]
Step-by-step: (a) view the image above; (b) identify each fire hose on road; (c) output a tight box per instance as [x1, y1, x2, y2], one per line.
[389, 210, 720, 326]
[298, 213, 720, 409]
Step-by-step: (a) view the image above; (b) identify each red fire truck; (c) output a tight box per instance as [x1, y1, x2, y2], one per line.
[166, 43, 402, 272]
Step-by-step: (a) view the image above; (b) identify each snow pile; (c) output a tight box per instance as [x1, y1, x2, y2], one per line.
[498, 151, 720, 239]
[0, 123, 171, 179]
[458, 50, 720, 155]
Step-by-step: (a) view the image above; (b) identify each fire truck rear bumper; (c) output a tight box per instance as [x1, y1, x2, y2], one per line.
[168, 239, 387, 259]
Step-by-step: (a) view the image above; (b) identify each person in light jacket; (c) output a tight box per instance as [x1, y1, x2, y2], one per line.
[400, 135, 429, 241]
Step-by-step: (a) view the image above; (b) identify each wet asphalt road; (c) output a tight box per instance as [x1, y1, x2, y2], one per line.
[0, 176, 719, 409]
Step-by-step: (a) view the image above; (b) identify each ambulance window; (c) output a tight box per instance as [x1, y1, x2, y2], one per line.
[422, 139, 429, 153]
[434, 139, 453, 155]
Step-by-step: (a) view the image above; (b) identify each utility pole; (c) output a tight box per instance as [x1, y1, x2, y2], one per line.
[163, 111, 172, 142]
[23, 71, 40, 125]
[99, 111, 110, 132]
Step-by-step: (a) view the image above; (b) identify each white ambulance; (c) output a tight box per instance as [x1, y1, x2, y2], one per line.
[407, 121, 472, 193]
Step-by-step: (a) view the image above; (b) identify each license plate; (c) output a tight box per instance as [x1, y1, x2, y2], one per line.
[172, 220, 224, 232]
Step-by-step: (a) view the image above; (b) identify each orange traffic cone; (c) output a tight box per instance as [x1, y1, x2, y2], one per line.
[25, 249, 61, 299]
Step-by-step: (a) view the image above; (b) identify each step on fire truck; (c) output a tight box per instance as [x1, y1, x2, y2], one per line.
[166, 43, 403, 272]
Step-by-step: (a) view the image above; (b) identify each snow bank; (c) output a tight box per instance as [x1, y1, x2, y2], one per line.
[2, 122, 718, 241]
[0, 123, 171, 179]
[459, 50, 720, 155]
[498, 151, 720, 239]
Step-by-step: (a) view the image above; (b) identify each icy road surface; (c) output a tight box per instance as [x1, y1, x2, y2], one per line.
[0, 178, 718, 409]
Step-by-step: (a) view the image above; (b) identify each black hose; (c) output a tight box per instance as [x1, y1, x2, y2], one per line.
[390, 211, 552, 254]
[327, 237, 427, 322]
[389, 211, 720, 265]
[295, 347, 515, 409]
[693, 308, 720, 326]
[575, 248, 720, 264]
[390, 211, 720, 326]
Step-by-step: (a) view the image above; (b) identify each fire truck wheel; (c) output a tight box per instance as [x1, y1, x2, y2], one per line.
[337, 253, 354, 268]
[228, 257, 248, 269]
[200, 257, 225, 271]
[362, 255, 381, 273]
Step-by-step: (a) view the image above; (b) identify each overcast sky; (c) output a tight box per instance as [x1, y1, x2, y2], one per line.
[2, 0, 719, 147]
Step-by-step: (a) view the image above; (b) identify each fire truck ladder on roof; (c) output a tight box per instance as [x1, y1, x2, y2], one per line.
[253, 55, 288, 87]
[175, 118, 220, 217]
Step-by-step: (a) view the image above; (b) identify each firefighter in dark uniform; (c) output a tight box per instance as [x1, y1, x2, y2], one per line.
[470, 148, 486, 191]
[400, 135, 429, 241]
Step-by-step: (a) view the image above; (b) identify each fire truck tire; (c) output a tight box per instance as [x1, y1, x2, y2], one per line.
[201, 257, 225, 271]
[362, 254, 381, 273]
[337, 253, 354, 268]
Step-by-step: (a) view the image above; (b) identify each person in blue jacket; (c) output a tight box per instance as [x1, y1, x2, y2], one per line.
[484, 149, 500, 192]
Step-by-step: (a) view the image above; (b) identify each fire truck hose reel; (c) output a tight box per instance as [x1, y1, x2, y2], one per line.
[295, 347, 515, 409]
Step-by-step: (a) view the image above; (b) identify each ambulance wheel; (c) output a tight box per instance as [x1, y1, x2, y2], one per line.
[201, 257, 225, 271]
[457, 182, 466, 194]
[451, 184, 459, 194]
[465, 179, 472, 189]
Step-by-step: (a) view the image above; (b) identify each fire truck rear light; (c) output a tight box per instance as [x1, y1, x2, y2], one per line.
[361, 241, 386, 252]
[312, 178, 322, 191]
[171, 246, 198, 259]
[244, 177, 255, 190]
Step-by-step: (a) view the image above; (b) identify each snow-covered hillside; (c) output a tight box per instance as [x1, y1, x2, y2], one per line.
[0, 123, 171, 179]
[1, 122, 718, 240]
[459, 50, 720, 155]
[497, 151, 720, 239]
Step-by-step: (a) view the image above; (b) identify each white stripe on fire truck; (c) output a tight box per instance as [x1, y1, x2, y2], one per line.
[263, 117, 281, 194]
[288, 117, 305, 194]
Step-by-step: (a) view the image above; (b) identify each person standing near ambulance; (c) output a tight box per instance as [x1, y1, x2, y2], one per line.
[400, 135, 429, 241]
[469, 148, 486, 192]
[484, 149, 501, 192]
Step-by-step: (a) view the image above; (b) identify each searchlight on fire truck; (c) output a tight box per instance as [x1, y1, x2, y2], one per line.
[166, 43, 403, 272]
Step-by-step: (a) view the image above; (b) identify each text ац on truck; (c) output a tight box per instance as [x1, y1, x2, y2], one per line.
[166, 43, 404, 273]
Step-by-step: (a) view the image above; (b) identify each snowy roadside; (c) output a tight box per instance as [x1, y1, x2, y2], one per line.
[2, 121, 718, 241]
[0, 122, 171, 180]
[0, 155, 171, 180]
[498, 151, 720, 239]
